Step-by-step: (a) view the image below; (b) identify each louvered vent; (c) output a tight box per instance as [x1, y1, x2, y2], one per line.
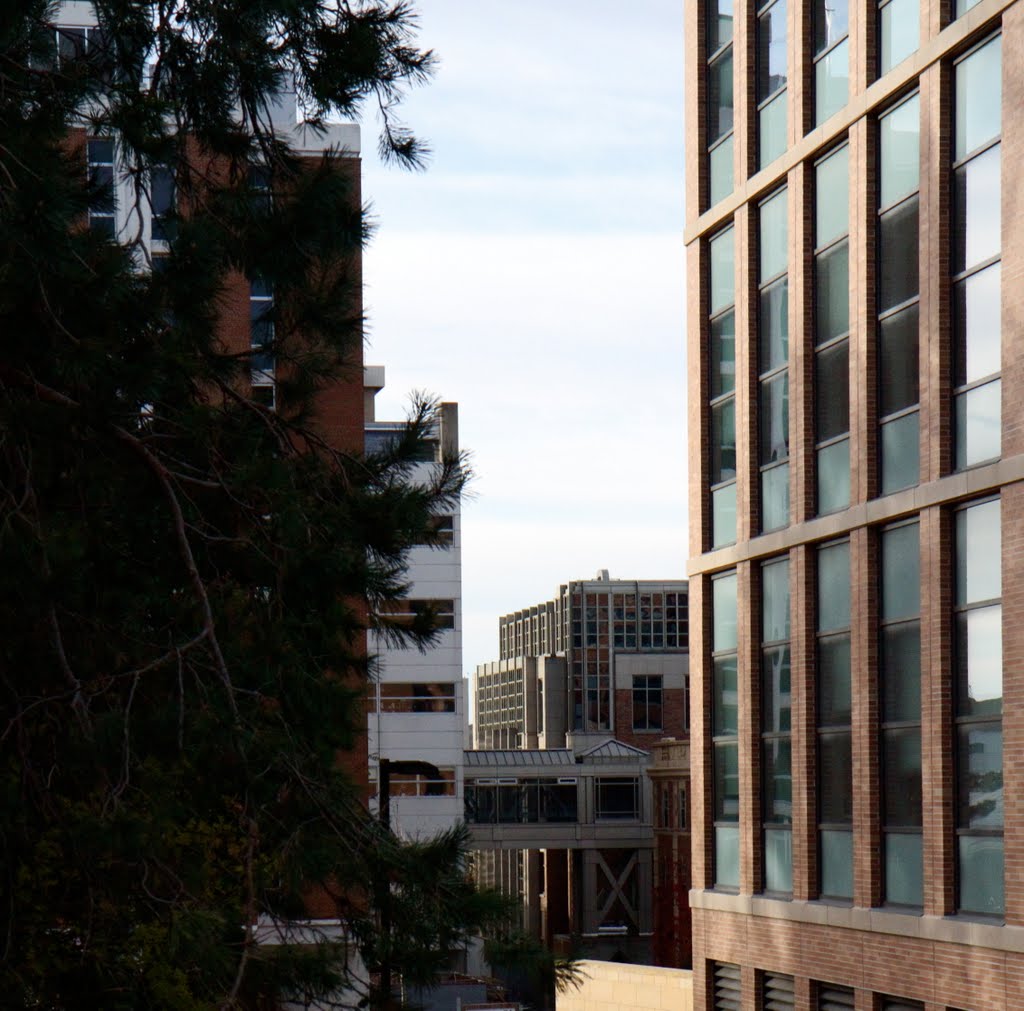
[882, 1002, 923, 1011]
[818, 983, 855, 1010]
[764, 972, 795, 1009]
[713, 961, 742, 1010]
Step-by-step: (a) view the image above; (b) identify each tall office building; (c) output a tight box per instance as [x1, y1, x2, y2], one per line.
[686, 0, 1023, 1007]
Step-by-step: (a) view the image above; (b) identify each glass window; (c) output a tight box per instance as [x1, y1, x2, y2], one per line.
[762, 465, 790, 534]
[957, 724, 1003, 829]
[815, 40, 849, 125]
[709, 135, 734, 206]
[879, 96, 920, 208]
[821, 830, 853, 898]
[879, 305, 919, 416]
[763, 559, 790, 642]
[816, 342, 849, 441]
[715, 827, 740, 887]
[818, 636, 852, 725]
[760, 93, 787, 169]
[814, 0, 848, 52]
[878, 199, 919, 311]
[711, 399, 736, 484]
[711, 311, 736, 398]
[879, 0, 918, 76]
[955, 36, 1001, 161]
[883, 728, 922, 825]
[713, 657, 739, 736]
[881, 523, 919, 619]
[757, 0, 787, 98]
[760, 373, 789, 464]
[763, 647, 791, 734]
[819, 733, 852, 822]
[953, 146, 1001, 276]
[885, 832, 923, 906]
[956, 499, 1001, 604]
[816, 145, 850, 246]
[956, 383, 1001, 470]
[760, 280, 789, 371]
[765, 828, 793, 892]
[151, 166, 176, 241]
[817, 439, 850, 515]
[713, 484, 737, 548]
[709, 227, 735, 315]
[814, 242, 850, 343]
[86, 138, 116, 237]
[817, 541, 850, 631]
[880, 413, 919, 494]
[708, 50, 734, 144]
[760, 190, 788, 281]
[954, 264, 1001, 385]
[714, 743, 739, 821]
[713, 573, 738, 650]
[708, 0, 735, 52]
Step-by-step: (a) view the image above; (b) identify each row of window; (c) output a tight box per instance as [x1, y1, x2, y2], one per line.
[710, 962, 933, 1011]
[704, 0, 983, 209]
[376, 598, 456, 631]
[464, 776, 642, 824]
[367, 681, 457, 714]
[707, 31, 1002, 548]
[711, 497, 1003, 916]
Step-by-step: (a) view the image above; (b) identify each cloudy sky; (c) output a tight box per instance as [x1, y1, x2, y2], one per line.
[360, 1, 689, 676]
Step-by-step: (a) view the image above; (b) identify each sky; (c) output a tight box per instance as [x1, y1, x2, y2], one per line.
[359, 1, 689, 677]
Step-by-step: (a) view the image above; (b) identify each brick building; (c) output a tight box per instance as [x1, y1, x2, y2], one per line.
[686, 0, 1024, 1007]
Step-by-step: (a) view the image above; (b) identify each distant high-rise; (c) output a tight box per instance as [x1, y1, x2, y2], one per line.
[686, 0, 1023, 1007]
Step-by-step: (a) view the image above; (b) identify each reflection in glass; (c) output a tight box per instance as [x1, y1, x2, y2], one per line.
[816, 145, 850, 246]
[709, 227, 735, 315]
[817, 542, 850, 632]
[713, 573, 738, 650]
[711, 399, 736, 483]
[708, 50, 734, 143]
[956, 381, 1001, 470]
[715, 826, 740, 887]
[714, 742, 739, 821]
[818, 636, 851, 724]
[879, 94, 920, 206]
[708, 0, 735, 52]
[953, 146, 1001, 275]
[959, 836, 1003, 915]
[879, 200, 919, 311]
[880, 411, 919, 494]
[757, 0, 788, 99]
[815, 241, 849, 343]
[713, 484, 737, 548]
[762, 464, 790, 533]
[819, 733, 852, 822]
[759, 92, 787, 169]
[957, 724, 1003, 828]
[762, 646, 791, 733]
[814, 0, 849, 53]
[711, 311, 736, 398]
[763, 738, 792, 822]
[760, 280, 789, 372]
[885, 832, 922, 905]
[879, 0, 919, 76]
[817, 439, 850, 514]
[881, 523, 919, 617]
[760, 373, 789, 464]
[710, 136, 734, 206]
[821, 829, 853, 898]
[956, 606, 1003, 717]
[883, 727, 922, 825]
[762, 559, 790, 642]
[956, 500, 1001, 604]
[879, 305, 919, 415]
[713, 656, 739, 736]
[816, 341, 849, 440]
[954, 263, 1001, 385]
[882, 622, 921, 722]
[816, 42, 848, 125]
[955, 35, 1001, 161]
[765, 828, 793, 892]
[760, 189, 788, 281]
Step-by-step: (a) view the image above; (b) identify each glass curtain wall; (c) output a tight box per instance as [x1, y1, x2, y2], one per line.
[710, 226, 737, 547]
[877, 95, 920, 495]
[813, 0, 849, 125]
[880, 521, 922, 906]
[707, 0, 735, 206]
[712, 572, 740, 887]
[757, 0, 787, 168]
[955, 499, 1003, 915]
[814, 145, 850, 513]
[817, 541, 852, 899]
[759, 190, 789, 531]
[762, 556, 792, 893]
[953, 35, 1002, 470]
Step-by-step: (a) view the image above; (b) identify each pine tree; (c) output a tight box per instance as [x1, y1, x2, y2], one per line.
[0, 2, 512, 1007]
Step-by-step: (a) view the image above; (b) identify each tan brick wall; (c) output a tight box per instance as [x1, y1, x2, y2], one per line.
[557, 960, 693, 1011]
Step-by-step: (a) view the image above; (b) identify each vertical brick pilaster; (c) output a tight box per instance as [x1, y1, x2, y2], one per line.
[850, 0, 877, 97]
[849, 116, 878, 507]
[685, 0, 704, 226]
[791, 0, 813, 141]
[921, 506, 955, 917]
[739, 560, 763, 894]
[1002, 483, 1024, 925]
[735, 0, 756, 183]
[851, 525, 882, 908]
[1003, 4, 1024, 460]
[737, 203, 758, 543]
[792, 544, 817, 900]
[791, 159, 816, 525]
[919, 61, 953, 486]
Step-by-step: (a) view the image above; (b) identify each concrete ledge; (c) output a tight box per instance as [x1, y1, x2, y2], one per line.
[690, 889, 1024, 953]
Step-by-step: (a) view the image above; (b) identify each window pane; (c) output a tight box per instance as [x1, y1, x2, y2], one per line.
[708, 0, 735, 52]
[879, 199, 919, 311]
[710, 135, 734, 206]
[711, 398, 736, 483]
[955, 381, 1001, 470]
[764, 739, 792, 823]
[816, 341, 849, 441]
[714, 742, 739, 821]
[879, 0, 919, 76]
[757, 0, 787, 100]
[956, 499, 1001, 604]
[711, 310, 736, 398]
[762, 463, 790, 533]
[957, 724, 1003, 828]
[880, 412, 919, 494]
[710, 227, 735, 314]
[814, 0, 849, 55]
[885, 832, 922, 905]
[762, 558, 790, 642]
[818, 635, 851, 724]
[715, 826, 740, 887]
[763, 645, 791, 733]
[759, 91, 787, 169]
[713, 484, 737, 548]
[959, 835, 1003, 915]
[713, 656, 739, 735]
[880, 95, 920, 207]
[817, 439, 850, 514]
[954, 262, 1001, 386]
[760, 373, 789, 463]
[760, 189, 788, 281]
[821, 829, 853, 898]
[765, 828, 793, 892]
[882, 519, 920, 617]
[818, 542, 850, 631]
[879, 304, 919, 416]
[956, 606, 1003, 718]
[815, 40, 849, 126]
[953, 146, 1001, 275]
[713, 573, 738, 651]
[819, 732, 852, 823]
[87, 138, 114, 163]
[816, 146, 850, 246]
[815, 240, 849, 342]
[882, 622, 920, 722]
[709, 50, 734, 143]
[882, 727, 922, 825]
[760, 279, 789, 372]
[956, 36, 1001, 161]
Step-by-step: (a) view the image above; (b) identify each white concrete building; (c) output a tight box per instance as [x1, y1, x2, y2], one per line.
[364, 366, 465, 839]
